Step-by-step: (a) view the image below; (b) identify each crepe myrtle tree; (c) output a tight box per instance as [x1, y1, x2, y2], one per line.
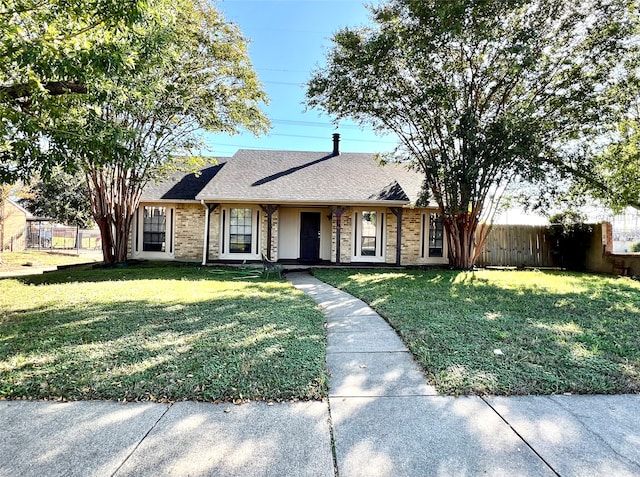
[307, 0, 637, 269]
[62, 1, 268, 264]
[41, 0, 269, 264]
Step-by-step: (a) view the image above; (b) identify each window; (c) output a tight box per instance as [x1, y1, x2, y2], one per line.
[353, 209, 384, 261]
[220, 206, 260, 258]
[143, 206, 166, 252]
[421, 213, 444, 258]
[229, 208, 253, 253]
[360, 211, 377, 256]
[135, 205, 173, 258]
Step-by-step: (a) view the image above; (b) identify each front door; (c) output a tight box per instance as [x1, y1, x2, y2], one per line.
[300, 212, 321, 262]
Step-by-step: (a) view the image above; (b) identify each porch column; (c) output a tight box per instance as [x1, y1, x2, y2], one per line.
[259, 205, 279, 260]
[389, 207, 403, 266]
[201, 202, 219, 265]
[330, 206, 349, 264]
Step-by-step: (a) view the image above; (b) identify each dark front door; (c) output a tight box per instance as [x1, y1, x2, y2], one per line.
[300, 212, 321, 262]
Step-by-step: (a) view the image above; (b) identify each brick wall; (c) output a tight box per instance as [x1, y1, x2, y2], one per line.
[385, 212, 397, 264]
[174, 203, 205, 262]
[399, 208, 424, 265]
[260, 209, 279, 260]
[331, 210, 353, 263]
[1, 200, 27, 251]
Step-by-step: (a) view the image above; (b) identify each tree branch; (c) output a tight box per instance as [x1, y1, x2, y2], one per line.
[0, 81, 87, 100]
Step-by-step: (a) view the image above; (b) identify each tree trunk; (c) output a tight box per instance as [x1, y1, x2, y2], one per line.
[94, 215, 115, 265]
[84, 164, 143, 265]
[443, 213, 479, 269]
[113, 212, 134, 264]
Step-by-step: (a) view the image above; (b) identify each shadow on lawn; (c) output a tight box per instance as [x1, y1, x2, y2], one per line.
[314, 268, 640, 395]
[0, 272, 327, 402]
[18, 261, 267, 286]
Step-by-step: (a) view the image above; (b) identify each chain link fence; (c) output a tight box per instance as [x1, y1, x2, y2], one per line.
[26, 221, 101, 251]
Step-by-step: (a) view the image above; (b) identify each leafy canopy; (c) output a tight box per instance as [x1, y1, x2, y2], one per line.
[50, 0, 268, 264]
[307, 0, 637, 268]
[22, 169, 94, 228]
[0, 0, 150, 182]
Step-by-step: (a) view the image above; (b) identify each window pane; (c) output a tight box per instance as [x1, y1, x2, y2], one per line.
[143, 206, 166, 252]
[429, 213, 444, 257]
[361, 211, 377, 256]
[229, 208, 253, 253]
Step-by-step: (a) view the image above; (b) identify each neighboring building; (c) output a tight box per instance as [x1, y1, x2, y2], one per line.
[0, 199, 29, 252]
[130, 135, 448, 266]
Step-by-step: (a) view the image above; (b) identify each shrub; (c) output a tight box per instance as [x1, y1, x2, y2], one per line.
[547, 212, 594, 271]
[630, 242, 640, 253]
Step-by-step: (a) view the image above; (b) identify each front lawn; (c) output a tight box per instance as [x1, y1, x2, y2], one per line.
[313, 268, 640, 395]
[0, 251, 101, 270]
[0, 263, 327, 402]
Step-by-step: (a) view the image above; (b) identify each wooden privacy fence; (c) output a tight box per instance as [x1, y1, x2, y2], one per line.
[476, 225, 555, 268]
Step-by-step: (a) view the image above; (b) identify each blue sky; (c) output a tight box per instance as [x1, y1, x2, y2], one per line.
[204, 0, 397, 157]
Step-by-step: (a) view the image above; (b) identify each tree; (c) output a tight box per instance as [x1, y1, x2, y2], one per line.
[576, 120, 640, 212]
[0, 0, 148, 183]
[22, 169, 94, 228]
[42, 0, 269, 264]
[307, 0, 637, 269]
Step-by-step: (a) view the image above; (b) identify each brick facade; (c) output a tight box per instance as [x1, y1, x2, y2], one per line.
[260, 209, 279, 260]
[331, 210, 353, 263]
[130, 202, 447, 266]
[173, 203, 206, 261]
[1, 200, 27, 252]
[207, 207, 221, 260]
[399, 208, 424, 265]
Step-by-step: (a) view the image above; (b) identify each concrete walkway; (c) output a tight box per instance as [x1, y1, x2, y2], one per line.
[287, 272, 640, 477]
[1, 271, 639, 476]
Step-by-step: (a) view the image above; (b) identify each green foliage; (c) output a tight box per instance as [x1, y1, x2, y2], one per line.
[0, 0, 147, 182]
[1, 0, 269, 182]
[307, 0, 637, 269]
[547, 212, 594, 271]
[314, 268, 640, 395]
[0, 264, 327, 402]
[1, 0, 270, 264]
[21, 169, 94, 227]
[578, 120, 640, 211]
[630, 242, 640, 253]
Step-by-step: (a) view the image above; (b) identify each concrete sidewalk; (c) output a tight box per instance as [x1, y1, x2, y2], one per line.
[1, 271, 639, 476]
[288, 271, 640, 477]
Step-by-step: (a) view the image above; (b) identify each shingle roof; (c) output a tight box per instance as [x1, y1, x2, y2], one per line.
[194, 150, 424, 205]
[141, 149, 427, 205]
[141, 164, 225, 201]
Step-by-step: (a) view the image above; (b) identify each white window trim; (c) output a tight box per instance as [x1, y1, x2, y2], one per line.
[419, 211, 448, 263]
[351, 209, 386, 263]
[219, 205, 261, 260]
[133, 205, 175, 260]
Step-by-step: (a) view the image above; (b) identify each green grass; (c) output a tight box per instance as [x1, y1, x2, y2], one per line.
[313, 268, 640, 396]
[0, 251, 101, 269]
[0, 263, 327, 403]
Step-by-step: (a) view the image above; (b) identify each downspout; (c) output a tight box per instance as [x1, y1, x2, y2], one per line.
[201, 200, 209, 266]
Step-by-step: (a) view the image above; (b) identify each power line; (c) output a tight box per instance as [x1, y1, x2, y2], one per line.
[270, 118, 365, 129]
[268, 132, 396, 144]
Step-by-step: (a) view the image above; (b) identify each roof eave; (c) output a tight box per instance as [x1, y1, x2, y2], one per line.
[139, 199, 202, 204]
[194, 197, 413, 207]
